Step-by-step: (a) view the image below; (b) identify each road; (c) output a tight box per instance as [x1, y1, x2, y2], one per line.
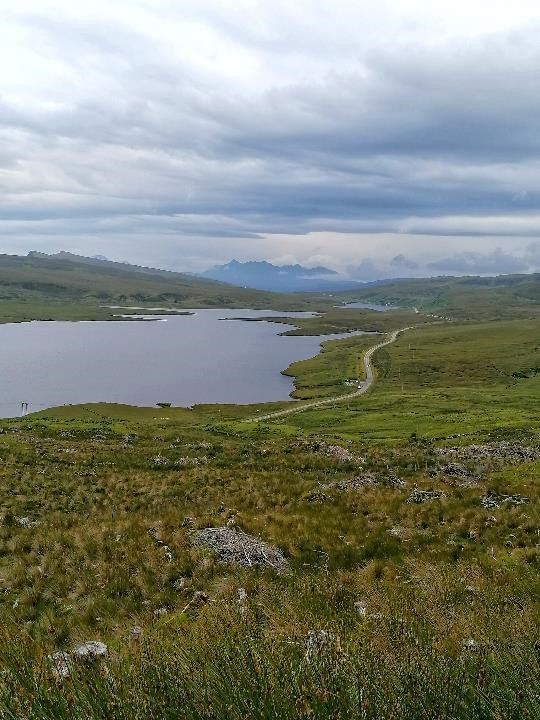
[250, 325, 414, 422]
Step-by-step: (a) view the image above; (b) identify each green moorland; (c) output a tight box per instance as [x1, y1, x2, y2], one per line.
[0, 273, 538, 718]
[332, 272, 540, 320]
[0, 252, 318, 323]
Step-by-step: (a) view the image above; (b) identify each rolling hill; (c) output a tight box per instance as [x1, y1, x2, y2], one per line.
[334, 273, 540, 320]
[0, 252, 314, 322]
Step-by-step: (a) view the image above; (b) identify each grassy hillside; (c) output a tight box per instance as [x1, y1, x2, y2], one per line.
[2, 254, 538, 328]
[334, 273, 540, 320]
[0, 269, 538, 717]
[0, 253, 314, 322]
[274, 318, 540, 442]
[0, 315, 538, 716]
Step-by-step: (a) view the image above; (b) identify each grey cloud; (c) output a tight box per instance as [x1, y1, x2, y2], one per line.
[346, 259, 385, 282]
[390, 254, 418, 269]
[428, 249, 530, 274]
[523, 241, 540, 266]
[2, 5, 540, 273]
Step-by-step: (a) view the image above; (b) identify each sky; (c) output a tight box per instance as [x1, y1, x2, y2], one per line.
[1, 0, 540, 279]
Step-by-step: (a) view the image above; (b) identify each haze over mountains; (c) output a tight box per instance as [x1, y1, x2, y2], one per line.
[21, 251, 540, 296]
[199, 259, 368, 292]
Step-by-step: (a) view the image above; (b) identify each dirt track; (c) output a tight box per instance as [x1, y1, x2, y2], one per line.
[251, 325, 414, 422]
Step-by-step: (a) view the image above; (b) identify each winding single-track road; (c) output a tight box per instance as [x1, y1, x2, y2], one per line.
[250, 325, 414, 422]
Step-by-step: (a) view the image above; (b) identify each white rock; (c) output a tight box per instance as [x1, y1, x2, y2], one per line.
[48, 651, 71, 680]
[73, 641, 108, 661]
[16, 517, 38, 529]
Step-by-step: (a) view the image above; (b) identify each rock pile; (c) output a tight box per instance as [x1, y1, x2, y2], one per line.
[322, 474, 378, 491]
[73, 641, 108, 661]
[406, 489, 445, 504]
[192, 527, 289, 572]
[304, 491, 328, 503]
[436, 442, 539, 463]
[48, 651, 71, 680]
[480, 492, 530, 509]
[148, 526, 174, 562]
[175, 456, 208, 467]
[322, 473, 405, 492]
[433, 463, 480, 488]
[320, 443, 364, 464]
[387, 525, 413, 540]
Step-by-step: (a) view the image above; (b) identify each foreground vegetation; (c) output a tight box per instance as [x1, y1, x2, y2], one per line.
[0, 405, 538, 717]
[0, 273, 538, 718]
[0, 403, 538, 718]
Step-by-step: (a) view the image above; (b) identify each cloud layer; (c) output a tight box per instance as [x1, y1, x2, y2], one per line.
[1, 0, 540, 278]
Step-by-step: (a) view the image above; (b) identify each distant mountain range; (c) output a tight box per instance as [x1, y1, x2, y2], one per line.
[199, 259, 366, 292]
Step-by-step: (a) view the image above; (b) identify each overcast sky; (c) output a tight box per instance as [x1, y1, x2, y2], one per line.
[1, 0, 540, 279]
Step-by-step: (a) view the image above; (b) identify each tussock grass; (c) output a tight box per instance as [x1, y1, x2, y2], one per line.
[0, 413, 538, 716]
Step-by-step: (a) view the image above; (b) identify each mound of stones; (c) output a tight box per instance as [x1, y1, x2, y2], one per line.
[436, 442, 539, 463]
[323, 473, 378, 491]
[322, 444, 364, 464]
[322, 473, 406, 492]
[480, 492, 530, 509]
[293, 440, 364, 465]
[432, 463, 480, 488]
[406, 489, 445, 504]
[192, 526, 289, 572]
[304, 491, 329, 503]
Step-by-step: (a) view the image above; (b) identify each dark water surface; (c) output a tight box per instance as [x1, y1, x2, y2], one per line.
[0, 309, 371, 418]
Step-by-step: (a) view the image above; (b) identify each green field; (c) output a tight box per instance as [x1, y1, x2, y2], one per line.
[0, 267, 538, 718]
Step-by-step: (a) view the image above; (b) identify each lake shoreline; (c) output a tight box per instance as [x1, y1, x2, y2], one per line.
[0, 308, 378, 418]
